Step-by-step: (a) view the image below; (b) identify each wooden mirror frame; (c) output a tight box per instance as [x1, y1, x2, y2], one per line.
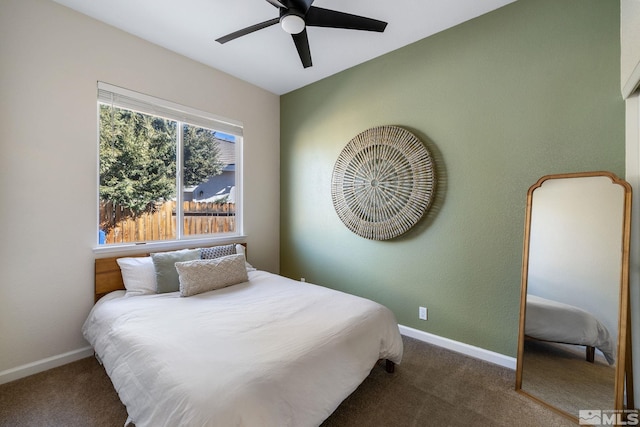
[515, 171, 633, 422]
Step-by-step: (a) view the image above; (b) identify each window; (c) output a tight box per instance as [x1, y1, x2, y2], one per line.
[97, 82, 242, 246]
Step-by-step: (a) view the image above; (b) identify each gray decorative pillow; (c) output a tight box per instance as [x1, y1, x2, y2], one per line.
[201, 244, 236, 260]
[151, 249, 201, 293]
[176, 254, 249, 297]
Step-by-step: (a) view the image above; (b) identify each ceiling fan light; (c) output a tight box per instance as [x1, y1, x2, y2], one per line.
[280, 14, 305, 34]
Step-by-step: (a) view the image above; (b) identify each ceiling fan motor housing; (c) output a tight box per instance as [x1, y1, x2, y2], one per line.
[280, 8, 306, 34]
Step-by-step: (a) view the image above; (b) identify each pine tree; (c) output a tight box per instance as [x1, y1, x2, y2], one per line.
[183, 124, 224, 187]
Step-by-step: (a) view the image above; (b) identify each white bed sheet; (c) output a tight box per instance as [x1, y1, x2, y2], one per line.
[525, 294, 615, 364]
[83, 270, 403, 427]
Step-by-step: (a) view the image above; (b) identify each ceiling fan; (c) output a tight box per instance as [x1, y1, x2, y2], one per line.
[215, 0, 388, 68]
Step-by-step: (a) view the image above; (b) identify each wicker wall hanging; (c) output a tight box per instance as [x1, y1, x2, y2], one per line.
[331, 125, 436, 240]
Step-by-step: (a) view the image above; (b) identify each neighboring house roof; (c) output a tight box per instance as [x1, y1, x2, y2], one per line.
[215, 138, 236, 166]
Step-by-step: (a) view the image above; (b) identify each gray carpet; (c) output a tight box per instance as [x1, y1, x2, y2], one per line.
[0, 336, 574, 427]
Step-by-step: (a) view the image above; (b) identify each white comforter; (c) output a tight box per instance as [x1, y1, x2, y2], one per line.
[82, 270, 403, 427]
[525, 294, 615, 365]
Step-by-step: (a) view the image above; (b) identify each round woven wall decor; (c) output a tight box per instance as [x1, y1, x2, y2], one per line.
[331, 126, 436, 240]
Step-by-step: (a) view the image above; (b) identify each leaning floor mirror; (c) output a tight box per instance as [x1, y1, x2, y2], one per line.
[515, 171, 633, 423]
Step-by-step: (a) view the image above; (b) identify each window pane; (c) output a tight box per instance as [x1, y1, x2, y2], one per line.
[99, 104, 178, 244]
[183, 126, 236, 236]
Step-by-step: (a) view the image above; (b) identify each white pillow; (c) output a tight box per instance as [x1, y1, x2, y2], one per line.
[235, 244, 256, 271]
[176, 254, 249, 297]
[116, 256, 157, 296]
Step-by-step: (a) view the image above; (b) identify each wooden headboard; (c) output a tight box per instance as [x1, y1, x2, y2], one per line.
[94, 243, 246, 302]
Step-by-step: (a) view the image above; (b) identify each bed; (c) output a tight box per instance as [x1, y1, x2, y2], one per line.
[525, 294, 615, 365]
[84, 244, 403, 427]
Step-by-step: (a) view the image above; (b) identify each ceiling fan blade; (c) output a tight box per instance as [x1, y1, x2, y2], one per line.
[264, 0, 287, 8]
[291, 29, 312, 68]
[305, 7, 387, 32]
[216, 18, 280, 44]
[289, 0, 314, 13]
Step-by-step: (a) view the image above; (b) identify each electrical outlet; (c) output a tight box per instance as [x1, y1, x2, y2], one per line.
[300, 277, 306, 282]
[419, 306, 427, 320]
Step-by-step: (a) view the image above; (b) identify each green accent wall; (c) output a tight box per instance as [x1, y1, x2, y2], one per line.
[279, 0, 623, 357]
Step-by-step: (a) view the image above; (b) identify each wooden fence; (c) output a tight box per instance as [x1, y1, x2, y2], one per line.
[99, 200, 235, 244]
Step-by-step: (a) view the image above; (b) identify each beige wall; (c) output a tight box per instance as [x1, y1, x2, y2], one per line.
[0, 0, 280, 379]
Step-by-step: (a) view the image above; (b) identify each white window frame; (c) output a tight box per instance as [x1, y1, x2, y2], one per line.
[94, 82, 245, 255]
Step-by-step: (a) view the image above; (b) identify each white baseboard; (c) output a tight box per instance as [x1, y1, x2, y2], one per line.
[0, 346, 94, 385]
[399, 325, 517, 370]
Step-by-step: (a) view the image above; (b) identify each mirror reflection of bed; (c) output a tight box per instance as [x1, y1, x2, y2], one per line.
[525, 294, 616, 364]
[515, 171, 633, 422]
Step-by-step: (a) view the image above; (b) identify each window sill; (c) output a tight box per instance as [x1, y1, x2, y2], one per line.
[92, 234, 247, 257]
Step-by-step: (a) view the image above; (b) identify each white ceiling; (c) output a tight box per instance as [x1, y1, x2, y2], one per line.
[52, 0, 516, 95]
